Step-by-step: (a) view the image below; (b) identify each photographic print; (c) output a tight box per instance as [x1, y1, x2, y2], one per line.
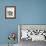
[18, 24, 46, 41]
[5, 6, 16, 19]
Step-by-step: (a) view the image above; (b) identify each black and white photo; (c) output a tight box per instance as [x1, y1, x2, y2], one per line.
[5, 6, 16, 19]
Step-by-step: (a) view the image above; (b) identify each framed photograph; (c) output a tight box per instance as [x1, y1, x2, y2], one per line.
[18, 24, 46, 42]
[5, 6, 16, 19]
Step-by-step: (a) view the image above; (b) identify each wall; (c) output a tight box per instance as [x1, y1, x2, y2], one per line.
[0, 0, 46, 44]
[0, 0, 18, 44]
[16, 0, 46, 24]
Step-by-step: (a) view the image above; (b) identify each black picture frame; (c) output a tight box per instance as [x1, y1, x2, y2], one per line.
[5, 6, 16, 19]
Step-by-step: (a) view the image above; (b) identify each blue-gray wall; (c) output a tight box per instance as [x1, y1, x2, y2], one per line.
[0, 0, 46, 44]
